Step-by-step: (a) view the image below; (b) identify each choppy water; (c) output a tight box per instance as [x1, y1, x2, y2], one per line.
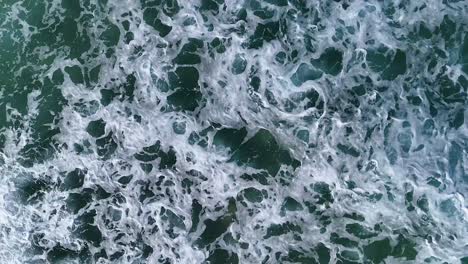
[0, 0, 467, 263]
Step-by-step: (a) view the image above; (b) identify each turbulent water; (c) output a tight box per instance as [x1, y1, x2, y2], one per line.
[0, 0, 467, 263]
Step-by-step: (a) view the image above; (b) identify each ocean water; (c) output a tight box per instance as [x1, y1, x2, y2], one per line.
[0, 0, 467, 263]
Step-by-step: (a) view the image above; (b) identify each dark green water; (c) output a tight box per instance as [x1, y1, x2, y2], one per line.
[0, 0, 467, 263]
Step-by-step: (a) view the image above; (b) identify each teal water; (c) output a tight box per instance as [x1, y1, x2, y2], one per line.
[0, 0, 467, 263]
